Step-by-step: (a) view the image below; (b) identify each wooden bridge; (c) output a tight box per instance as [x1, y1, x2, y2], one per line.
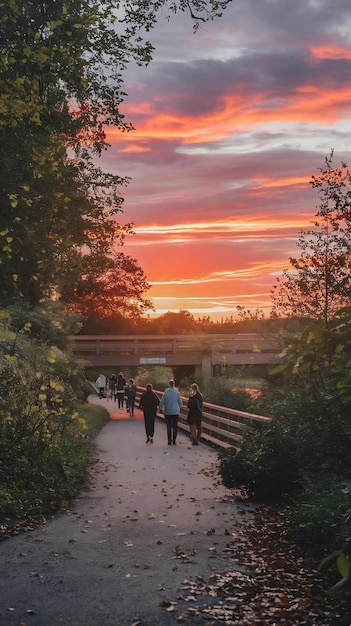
[70, 333, 281, 378]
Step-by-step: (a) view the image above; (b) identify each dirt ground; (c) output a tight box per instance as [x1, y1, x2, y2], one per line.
[0, 397, 253, 626]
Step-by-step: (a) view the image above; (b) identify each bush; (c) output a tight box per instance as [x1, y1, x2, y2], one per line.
[0, 401, 109, 522]
[0, 305, 110, 527]
[205, 376, 254, 410]
[218, 420, 299, 500]
[284, 482, 351, 552]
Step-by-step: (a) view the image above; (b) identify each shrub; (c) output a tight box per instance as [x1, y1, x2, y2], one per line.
[284, 482, 351, 552]
[205, 376, 254, 410]
[218, 420, 299, 500]
[0, 305, 110, 526]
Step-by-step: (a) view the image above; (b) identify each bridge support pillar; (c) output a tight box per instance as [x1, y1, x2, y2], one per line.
[196, 353, 212, 386]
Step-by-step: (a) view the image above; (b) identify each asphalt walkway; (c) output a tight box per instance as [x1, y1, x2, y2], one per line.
[0, 395, 251, 626]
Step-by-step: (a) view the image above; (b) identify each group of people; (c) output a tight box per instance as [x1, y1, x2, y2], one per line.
[96, 373, 203, 445]
[95, 372, 137, 416]
[139, 379, 203, 446]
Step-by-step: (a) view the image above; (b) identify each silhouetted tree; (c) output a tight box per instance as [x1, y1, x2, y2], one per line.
[271, 152, 351, 327]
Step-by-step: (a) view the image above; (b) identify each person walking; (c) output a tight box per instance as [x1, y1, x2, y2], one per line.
[139, 383, 160, 443]
[116, 372, 126, 409]
[107, 373, 117, 402]
[96, 373, 107, 399]
[159, 379, 182, 445]
[187, 383, 203, 446]
[125, 378, 137, 416]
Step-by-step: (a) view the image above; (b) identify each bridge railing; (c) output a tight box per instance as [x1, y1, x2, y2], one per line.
[135, 387, 271, 450]
[71, 333, 280, 355]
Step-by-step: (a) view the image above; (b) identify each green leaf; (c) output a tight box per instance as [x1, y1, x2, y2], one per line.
[336, 552, 349, 580]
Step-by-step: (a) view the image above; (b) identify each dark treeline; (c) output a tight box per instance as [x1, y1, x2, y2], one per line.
[79, 308, 306, 335]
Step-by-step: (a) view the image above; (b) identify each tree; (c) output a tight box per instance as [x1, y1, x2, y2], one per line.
[62, 251, 152, 319]
[0, 0, 231, 313]
[148, 310, 197, 334]
[271, 152, 351, 327]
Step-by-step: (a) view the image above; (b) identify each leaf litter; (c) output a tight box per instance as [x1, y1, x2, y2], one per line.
[174, 506, 350, 625]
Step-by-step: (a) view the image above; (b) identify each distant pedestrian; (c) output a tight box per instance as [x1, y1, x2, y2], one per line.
[125, 378, 137, 416]
[187, 383, 203, 446]
[116, 372, 126, 408]
[139, 384, 160, 443]
[96, 373, 107, 399]
[159, 379, 182, 445]
[107, 373, 117, 402]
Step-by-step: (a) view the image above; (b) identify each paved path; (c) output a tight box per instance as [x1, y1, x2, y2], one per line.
[0, 396, 252, 626]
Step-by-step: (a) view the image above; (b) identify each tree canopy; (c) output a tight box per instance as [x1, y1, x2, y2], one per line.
[0, 0, 231, 317]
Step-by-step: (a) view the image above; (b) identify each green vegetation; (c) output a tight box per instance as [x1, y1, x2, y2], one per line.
[218, 312, 351, 589]
[0, 305, 109, 529]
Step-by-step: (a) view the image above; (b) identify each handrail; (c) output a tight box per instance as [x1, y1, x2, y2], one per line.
[71, 333, 280, 354]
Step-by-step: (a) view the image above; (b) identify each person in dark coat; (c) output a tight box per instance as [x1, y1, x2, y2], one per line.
[139, 383, 160, 443]
[187, 383, 203, 446]
[125, 378, 137, 416]
[107, 373, 117, 402]
[116, 372, 126, 409]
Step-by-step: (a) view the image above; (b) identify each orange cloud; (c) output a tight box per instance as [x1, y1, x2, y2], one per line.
[107, 83, 351, 151]
[311, 45, 351, 60]
[119, 144, 151, 153]
[132, 217, 307, 237]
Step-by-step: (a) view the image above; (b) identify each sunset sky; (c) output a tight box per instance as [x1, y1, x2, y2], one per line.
[100, 0, 351, 320]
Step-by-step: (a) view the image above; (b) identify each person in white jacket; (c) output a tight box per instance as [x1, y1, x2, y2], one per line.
[159, 380, 182, 445]
[96, 373, 107, 399]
